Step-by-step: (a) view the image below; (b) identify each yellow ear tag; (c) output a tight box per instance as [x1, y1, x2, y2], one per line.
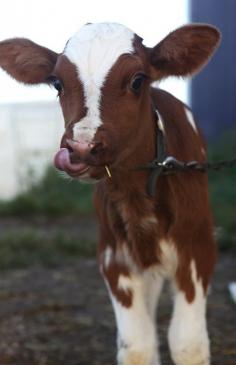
[105, 166, 112, 178]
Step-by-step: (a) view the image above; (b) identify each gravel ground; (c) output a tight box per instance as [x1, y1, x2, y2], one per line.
[0, 254, 235, 365]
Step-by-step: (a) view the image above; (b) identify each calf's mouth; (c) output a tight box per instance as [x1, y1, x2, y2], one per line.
[54, 148, 90, 177]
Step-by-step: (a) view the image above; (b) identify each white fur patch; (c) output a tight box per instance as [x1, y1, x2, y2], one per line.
[156, 109, 165, 133]
[116, 243, 164, 317]
[118, 274, 133, 294]
[185, 107, 198, 133]
[64, 23, 134, 143]
[168, 260, 210, 365]
[103, 246, 113, 269]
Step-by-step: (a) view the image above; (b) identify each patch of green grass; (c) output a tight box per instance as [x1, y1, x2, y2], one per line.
[0, 167, 94, 217]
[208, 129, 236, 249]
[0, 228, 96, 269]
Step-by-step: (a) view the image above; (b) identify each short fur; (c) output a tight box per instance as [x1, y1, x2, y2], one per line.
[0, 22, 221, 365]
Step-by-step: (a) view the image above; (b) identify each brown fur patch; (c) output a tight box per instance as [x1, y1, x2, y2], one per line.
[53, 55, 86, 126]
[100, 248, 133, 308]
[149, 24, 221, 79]
[0, 38, 58, 84]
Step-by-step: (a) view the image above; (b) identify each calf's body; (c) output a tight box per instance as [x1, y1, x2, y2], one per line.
[0, 22, 220, 365]
[95, 88, 216, 365]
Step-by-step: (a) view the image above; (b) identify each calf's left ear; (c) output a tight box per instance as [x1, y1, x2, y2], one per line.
[149, 24, 221, 80]
[0, 38, 58, 84]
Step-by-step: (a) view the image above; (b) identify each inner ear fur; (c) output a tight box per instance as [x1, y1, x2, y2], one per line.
[0, 38, 58, 84]
[149, 24, 221, 80]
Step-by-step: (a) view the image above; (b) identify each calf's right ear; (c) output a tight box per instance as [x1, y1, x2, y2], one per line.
[0, 38, 58, 84]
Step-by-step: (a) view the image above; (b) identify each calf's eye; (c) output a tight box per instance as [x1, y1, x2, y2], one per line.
[53, 79, 63, 93]
[48, 76, 63, 95]
[130, 74, 146, 93]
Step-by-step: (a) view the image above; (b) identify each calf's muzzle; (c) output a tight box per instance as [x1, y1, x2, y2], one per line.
[54, 134, 115, 178]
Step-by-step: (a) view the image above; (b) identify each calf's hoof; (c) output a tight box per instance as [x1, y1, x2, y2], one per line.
[117, 347, 159, 365]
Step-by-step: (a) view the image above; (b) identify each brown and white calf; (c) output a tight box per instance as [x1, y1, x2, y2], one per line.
[0, 23, 220, 365]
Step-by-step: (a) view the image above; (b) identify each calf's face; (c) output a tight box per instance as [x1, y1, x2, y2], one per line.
[0, 23, 220, 181]
[53, 24, 152, 180]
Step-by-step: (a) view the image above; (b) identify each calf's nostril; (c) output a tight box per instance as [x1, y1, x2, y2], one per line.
[66, 138, 94, 160]
[90, 142, 105, 155]
[67, 145, 74, 153]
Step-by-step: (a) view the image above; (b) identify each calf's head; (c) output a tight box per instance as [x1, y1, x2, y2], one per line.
[0, 23, 220, 181]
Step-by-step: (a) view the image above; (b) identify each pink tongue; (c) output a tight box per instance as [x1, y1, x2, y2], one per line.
[54, 148, 88, 173]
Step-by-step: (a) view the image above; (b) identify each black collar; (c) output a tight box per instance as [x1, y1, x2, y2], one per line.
[145, 108, 166, 197]
[137, 104, 236, 198]
[141, 107, 207, 197]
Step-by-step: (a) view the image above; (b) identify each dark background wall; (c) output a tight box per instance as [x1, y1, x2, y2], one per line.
[191, 0, 236, 140]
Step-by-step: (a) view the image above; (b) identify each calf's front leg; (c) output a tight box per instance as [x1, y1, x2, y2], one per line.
[100, 247, 162, 365]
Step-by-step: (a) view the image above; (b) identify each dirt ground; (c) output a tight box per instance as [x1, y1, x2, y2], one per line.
[0, 254, 235, 365]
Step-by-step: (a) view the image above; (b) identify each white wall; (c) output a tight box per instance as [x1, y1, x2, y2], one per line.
[0, 102, 64, 199]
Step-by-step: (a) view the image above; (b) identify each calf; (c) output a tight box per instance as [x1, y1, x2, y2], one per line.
[0, 22, 220, 365]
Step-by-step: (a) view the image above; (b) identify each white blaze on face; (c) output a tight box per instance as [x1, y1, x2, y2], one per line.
[64, 23, 135, 143]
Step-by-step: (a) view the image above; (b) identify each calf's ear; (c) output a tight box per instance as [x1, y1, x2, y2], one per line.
[0, 38, 58, 84]
[149, 24, 221, 80]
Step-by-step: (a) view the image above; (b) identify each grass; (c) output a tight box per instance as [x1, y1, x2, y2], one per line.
[0, 168, 96, 268]
[0, 227, 96, 269]
[0, 167, 94, 217]
[0, 168, 96, 269]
